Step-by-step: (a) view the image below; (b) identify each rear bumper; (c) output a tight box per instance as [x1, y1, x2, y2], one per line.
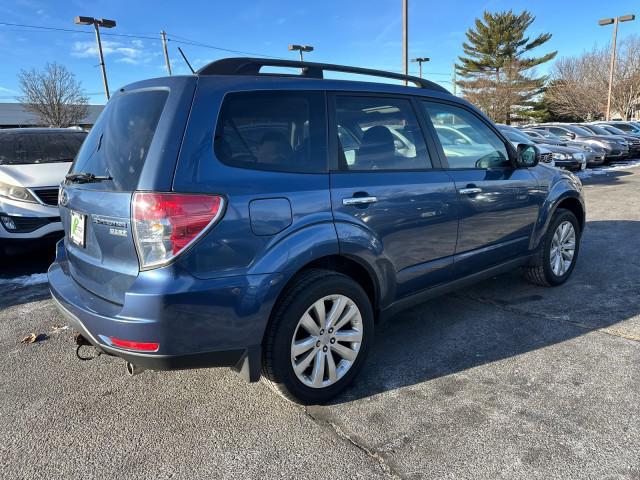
[52, 294, 252, 371]
[48, 241, 282, 380]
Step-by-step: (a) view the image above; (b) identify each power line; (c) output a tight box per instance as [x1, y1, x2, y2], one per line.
[0, 21, 158, 41]
[0, 21, 284, 60]
[166, 34, 284, 59]
[1, 20, 457, 78]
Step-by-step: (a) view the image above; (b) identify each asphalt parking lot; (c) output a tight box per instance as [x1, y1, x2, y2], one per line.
[1, 163, 639, 479]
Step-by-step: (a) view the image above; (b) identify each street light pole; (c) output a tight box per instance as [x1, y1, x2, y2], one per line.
[402, 0, 408, 85]
[93, 22, 109, 99]
[74, 16, 116, 101]
[411, 57, 430, 78]
[599, 14, 635, 120]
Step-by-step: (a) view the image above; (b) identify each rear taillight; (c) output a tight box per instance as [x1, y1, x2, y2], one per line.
[132, 192, 225, 269]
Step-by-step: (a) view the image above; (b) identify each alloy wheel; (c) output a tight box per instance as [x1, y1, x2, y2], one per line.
[290, 294, 363, 389]
[550, 220, 576, 276]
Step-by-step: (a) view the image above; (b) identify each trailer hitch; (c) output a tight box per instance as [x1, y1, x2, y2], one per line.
[74, 333, 102, 361]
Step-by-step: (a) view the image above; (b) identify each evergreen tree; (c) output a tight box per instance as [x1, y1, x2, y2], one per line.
[456, 10, 556, 124]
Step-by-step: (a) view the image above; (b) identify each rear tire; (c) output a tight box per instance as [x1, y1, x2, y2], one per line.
[523, 208, 581, 287]
[262, 269, 374, 405]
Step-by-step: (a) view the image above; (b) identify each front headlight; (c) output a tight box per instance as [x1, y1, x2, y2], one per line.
[582, 146, 593, 152]
[572, 152, 585, 161]
[0, 181, 38, 203]
[552, 153, 568, 160]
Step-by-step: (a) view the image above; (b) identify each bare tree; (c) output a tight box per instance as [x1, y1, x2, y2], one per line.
[546, 35, 640, 120]
[18, 63, 89, 127]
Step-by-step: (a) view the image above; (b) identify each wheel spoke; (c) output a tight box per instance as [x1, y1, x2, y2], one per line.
[311, 350, 325, 387]
[555, 254, 564, 275]
[331, 342, 357, 362]
[325, 296, 347, 329]
[294, 347, 317, 374]
[292, 336, 317, 357]
[333, 305, 358, 331]
[312, 300, 326, 329]
[299, 313, 320, 336]
[334, 329, 362, 344]
[326, 350, 337, 383]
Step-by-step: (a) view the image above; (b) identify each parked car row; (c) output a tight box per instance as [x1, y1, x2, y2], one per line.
[515, 121, 640, 168]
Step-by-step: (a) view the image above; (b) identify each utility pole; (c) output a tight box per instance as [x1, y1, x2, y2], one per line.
[452, 65, 457, 96]
[599, 14, 635, 120]
[411, 57, 430, 78]
[74, 16, 116, 101]
[402, 0, 408, 85]
[161, 30, 172, 75]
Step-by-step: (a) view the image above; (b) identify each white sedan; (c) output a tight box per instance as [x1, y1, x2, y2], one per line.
[0, 128, 86, 254]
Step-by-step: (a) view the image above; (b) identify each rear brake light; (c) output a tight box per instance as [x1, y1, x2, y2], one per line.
[110, 337, 159, 352]
[132, 192, 225, 269]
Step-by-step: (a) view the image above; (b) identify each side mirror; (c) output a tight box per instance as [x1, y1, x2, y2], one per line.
[516, 143, 539, 168]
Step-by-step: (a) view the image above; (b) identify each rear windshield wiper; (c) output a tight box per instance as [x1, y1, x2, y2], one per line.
[65, 172, 113, 184]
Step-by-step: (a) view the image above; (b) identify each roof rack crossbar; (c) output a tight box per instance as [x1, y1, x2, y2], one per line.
[197, 57, 448, 92]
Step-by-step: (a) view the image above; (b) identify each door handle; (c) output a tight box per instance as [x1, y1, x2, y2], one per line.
[459, 187, 482, 195]
[342, 196, 378, 206]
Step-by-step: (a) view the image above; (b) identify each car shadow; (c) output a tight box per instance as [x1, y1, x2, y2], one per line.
[0, 244, 56, 310]
[333, 219, 639, 404]
[579, 169, 634, 186]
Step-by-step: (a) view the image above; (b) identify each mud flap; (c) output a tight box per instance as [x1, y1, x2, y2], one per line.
[232, 345, 261, 382]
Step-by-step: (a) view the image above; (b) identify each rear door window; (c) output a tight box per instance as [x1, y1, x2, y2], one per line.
[333, 96, 432, 170]
[214, 91, 326, 173]
[71, 90, 168, 191]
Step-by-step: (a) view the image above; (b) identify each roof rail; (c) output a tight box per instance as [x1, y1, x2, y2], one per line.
[197, 57, 449, 93]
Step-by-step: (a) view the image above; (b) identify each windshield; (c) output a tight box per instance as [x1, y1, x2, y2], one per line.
[602, 125, 627, 135]
[607, 123, 637, 133]
[71, 90, 168, 191]
[499, 128, 531, 144]
[530, 130, 560, 140]
[584, 124, 611, 135]
[0, 132, 86, 165]
[564, 125, 593, 136]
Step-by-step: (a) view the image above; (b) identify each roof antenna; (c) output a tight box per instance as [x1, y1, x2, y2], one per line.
[177, 47, 195, 74]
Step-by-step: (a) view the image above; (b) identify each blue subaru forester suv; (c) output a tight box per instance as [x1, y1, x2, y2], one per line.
[49, 58, 585, 404]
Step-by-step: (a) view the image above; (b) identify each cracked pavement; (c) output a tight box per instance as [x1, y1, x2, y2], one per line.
[1, 165, 639, 479]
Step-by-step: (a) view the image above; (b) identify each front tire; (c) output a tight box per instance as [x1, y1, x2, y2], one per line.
[262, 269, 374, 405]
[523, 208, 581, 287]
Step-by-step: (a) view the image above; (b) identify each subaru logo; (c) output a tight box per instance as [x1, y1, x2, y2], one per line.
[59, 187, 69, 207]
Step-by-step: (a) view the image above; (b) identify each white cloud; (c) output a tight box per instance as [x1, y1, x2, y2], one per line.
[71, 39, 158, 66]
[0, 85, 17, 94]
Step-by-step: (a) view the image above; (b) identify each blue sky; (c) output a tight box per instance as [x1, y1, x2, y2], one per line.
[0, 0, 637, 104]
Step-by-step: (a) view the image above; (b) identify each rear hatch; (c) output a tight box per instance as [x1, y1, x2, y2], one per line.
[59, 76, 196, 304]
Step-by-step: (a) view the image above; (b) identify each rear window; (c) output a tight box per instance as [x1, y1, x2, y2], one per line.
[0, 132, 86, 165]
[71, 90, 168, 191]
[214, 91, 326, 173]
